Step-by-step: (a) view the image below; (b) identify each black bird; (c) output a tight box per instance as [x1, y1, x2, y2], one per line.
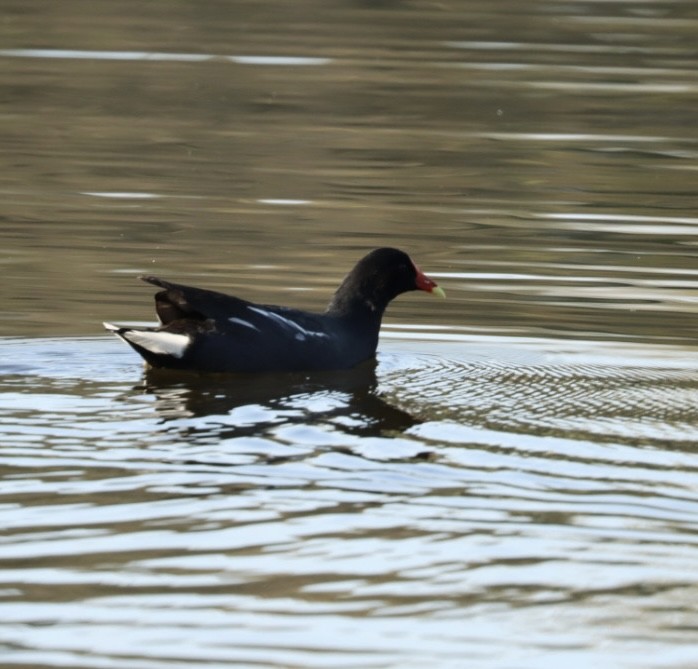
[104, 247, 445, 373]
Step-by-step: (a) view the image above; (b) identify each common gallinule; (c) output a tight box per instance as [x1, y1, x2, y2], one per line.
[104, 247, 444, 373]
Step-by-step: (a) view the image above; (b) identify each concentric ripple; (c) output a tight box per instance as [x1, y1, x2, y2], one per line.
[377, 343, 698, 445]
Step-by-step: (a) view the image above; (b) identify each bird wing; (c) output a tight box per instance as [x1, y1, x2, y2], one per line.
[141, 275, 337, 349]
[140, 275, 256, 325]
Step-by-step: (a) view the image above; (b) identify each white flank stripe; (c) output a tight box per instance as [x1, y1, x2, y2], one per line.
[124, 330, 190, 358]
[247, 307, 328, 339]
[229, 317, 260, 331]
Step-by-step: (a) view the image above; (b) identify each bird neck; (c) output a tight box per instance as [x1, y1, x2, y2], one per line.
[325, 284, 388, 324]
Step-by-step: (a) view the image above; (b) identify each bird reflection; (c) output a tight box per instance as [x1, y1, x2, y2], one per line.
[138, 358, 419, 442]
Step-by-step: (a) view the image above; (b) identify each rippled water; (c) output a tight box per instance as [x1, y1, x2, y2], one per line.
[2, 1, 698, 668]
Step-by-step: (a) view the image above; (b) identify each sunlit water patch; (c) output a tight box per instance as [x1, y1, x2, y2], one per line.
[1, 335, 697, 667]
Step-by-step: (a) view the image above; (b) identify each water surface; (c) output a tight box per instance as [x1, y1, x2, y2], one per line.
[1, 1, 697, 668]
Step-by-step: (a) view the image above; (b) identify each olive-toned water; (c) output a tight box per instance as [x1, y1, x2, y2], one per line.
[1, 2, 697, 668]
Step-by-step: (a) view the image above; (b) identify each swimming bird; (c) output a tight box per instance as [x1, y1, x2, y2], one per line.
[104, 247, 444, 373]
